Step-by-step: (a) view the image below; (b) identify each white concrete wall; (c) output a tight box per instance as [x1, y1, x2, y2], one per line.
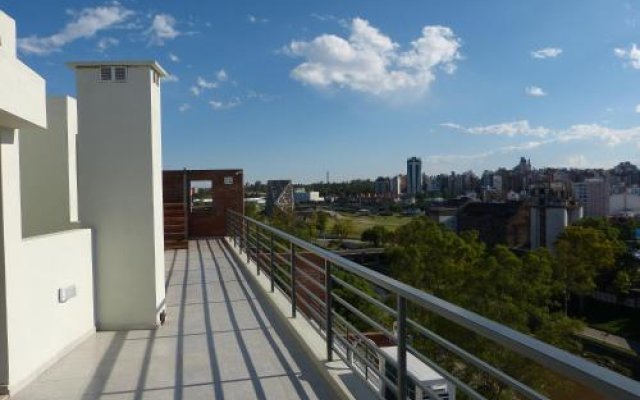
[8, 229, 93, 392]
[0, 128, 21, 393]
[0, 13, 46, 130]
[75, 64, 166, 329]
[20, 97, 79, 237]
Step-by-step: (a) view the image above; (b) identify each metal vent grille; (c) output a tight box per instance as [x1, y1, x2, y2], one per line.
[100, 67, 112, 81]
[114, 67, 127, 81]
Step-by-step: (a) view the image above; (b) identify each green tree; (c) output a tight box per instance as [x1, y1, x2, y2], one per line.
[554, 225, 623, 313]
[613, 270, 632, 295]
[315, 211, 329, 236]
[331, 218, 354, 240]
[386, 218, 582, 398]
[361, 225, 391, 247]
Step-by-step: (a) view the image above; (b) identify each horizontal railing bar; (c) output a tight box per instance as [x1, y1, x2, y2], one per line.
[407, 318, 546, 400]
[332, 275, 397, 317]
[293, 266, 326, 292]
[228, 210, 640, 400]
[293, 253, 326, 275]
[295, 283, 326, 312]
[295, 293, 326, 326]
[272, 251, 292, 269]
[332, 293, 395, 341]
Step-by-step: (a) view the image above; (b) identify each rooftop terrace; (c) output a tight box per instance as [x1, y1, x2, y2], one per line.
[13, 239, 343, 400]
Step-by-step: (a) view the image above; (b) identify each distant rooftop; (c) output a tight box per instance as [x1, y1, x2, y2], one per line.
[66, 60, 167, 77]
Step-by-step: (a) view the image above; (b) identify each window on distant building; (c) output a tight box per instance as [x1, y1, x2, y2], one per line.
[99, 66, 127, 82]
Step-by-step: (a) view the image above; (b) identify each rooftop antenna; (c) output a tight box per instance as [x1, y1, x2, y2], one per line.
[326, 171, 330, 184]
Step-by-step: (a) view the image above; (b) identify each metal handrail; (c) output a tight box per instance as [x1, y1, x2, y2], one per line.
[227, 210, 640, 400]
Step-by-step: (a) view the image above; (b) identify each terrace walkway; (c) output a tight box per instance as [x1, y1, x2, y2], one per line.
[14, 239, 341, 400]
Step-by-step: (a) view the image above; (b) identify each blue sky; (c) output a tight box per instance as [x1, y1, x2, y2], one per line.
[4, 0, 640, 183]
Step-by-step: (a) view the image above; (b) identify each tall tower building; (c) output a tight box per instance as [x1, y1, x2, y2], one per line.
[69, 61, 167, 329]
[407, 157, 422, 196]
[572, 178, 609, 217]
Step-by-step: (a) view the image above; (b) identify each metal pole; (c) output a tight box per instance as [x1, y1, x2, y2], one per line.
[290, 242, 296, 318]
[397, 296, 407, 400]
[256, 224, 261, 275]
[325, 259, 333, 361]
[245, 219, 250, 263]
[270, 234, 275, 293]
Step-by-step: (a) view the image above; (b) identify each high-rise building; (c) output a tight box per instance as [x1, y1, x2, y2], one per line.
[407, 157, 422, 196]
[572, 178, 609, 217]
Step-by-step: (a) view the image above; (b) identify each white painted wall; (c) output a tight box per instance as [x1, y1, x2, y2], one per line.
[20, 96, 80, 237]
[73, 62, 166, 329]
[0, 12, 46, 130]
[0, 12, 95, 395]
[9, 229, 93, 392]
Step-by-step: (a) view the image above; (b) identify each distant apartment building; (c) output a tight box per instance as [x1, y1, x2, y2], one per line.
[407, 157, 422, 196]
[374, 176, 391, 198]
[457, 201, 530, 249]
[390, 175, 402, 197]
[609, 186, 640, 216]
[529, 183, 583, 250]
[573, 178, 609, 217]
[266, 180, 294, 214]
[294, 188, 322, 203]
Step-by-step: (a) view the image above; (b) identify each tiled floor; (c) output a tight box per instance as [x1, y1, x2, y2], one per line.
[14, 239, 339, 400]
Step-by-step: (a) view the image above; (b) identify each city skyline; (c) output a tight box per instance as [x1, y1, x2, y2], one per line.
[5, 0, 640, 182]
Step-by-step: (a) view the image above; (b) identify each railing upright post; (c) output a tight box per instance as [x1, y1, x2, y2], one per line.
[270, 234, 275, 293]
[233, 213, 237, 248]
[397, 296, 407, 400]
[245, 219, 250, 263]
[290, 242, 296, 318]
[256, 224, 261, 275]
[324, 259, 333, 361]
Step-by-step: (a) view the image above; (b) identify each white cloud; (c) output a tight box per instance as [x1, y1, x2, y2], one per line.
[196, 76, 218, 89]
[216, 69, 228, 81]
[97, 37, 119, 52]
[209, 98, 242, 110]
[530, 47, 563, 59]
[169, 53, 180, 62]
[163, 74, 179, 82]
[179, 103, 191, 112]
[18, 4, 134, 55]
[441, 120, 551, 137]
[147, 14, 180, 46]
[525, 86, 547, 97]
[248, 14, 268, 24]
[444, 120, 640, 147]
[190, 86, 201, 96]
[614, 43, 640, 69]
[635, 104, 640, 113]
[285, 18, 462, 96]
[566, 154, 588, 168]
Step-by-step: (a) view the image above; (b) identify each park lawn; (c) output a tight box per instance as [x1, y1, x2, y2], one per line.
[326, 213, 413, 239]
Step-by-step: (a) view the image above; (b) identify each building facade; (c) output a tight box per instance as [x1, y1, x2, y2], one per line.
[407, 157, 422, 197]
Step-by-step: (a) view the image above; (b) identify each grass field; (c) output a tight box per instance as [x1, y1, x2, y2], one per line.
[326, 212, 413, 239]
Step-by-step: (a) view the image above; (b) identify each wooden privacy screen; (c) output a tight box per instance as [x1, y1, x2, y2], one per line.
[163, 169, 244, 249]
